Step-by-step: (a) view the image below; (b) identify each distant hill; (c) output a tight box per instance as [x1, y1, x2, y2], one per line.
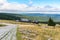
[0, 13, 22, 20]
[20, 13, 60, 22]
[0, 13, 60, 23]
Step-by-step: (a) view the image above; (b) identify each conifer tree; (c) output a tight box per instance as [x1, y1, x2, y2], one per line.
[48, 18, 56, 26]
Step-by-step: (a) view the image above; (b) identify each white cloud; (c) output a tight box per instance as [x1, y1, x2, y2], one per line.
[0, 0, 7, 3]
[40, 5, 60, 12]
[0, 0, 41, 12]
[2, 3, 28, 10]
[0, 0, 26, 12]
[0, 0, 60, 13]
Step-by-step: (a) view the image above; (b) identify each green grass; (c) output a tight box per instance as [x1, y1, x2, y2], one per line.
[0, 24, 6, 27]
[0, 20, 60, 40]
[16, 28, 22, 40]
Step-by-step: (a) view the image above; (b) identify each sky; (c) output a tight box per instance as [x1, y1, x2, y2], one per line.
[0, 0, 60, 13]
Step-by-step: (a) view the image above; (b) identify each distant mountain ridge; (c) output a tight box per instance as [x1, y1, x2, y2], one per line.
[21, 13, 60, 16]
[0, 13, 22, 20]
[0, 13, 60, 22]
[20, 13, 60, 22]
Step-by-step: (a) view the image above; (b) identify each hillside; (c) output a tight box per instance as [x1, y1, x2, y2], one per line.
[20, 13, 60, 22]
[0, 13, 22, 20]
[0, 13, 60, 23]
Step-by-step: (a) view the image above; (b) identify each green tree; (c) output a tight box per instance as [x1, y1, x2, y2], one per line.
[48, 18, 56, 26]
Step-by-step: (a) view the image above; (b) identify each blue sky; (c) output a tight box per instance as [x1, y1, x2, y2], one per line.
[8, 0, 40, 6]
[8, 0, 60, 7]
[0, 0, 60, 13]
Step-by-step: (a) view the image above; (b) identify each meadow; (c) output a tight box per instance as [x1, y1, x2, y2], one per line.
[0, 20, 60, 40]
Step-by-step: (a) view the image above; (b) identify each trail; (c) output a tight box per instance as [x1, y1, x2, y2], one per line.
[0, 23, 17, 40]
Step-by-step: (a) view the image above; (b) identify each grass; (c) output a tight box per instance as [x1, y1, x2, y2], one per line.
[17, 23, 60, 40]
[0, 24, 6, 27]
[0, 20, 60, 40]
[16, 28, 22, 40]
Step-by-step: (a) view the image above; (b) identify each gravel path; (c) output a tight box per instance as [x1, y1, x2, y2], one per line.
[0, 23, 17, 40]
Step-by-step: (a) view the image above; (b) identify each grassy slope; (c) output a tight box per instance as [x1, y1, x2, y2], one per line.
[0, 24, 6, 27]
[0, 13, 52, 22]
[0, 20, 60, 40]
[17, 23, 60, 40]
[0, 13, 23, 20]
[0, 13, 60, 22]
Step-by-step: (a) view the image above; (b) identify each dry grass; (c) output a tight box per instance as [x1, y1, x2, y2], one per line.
[0, 20, 60, 40]
[18, 23, 60, 40]
[0, 24, 6, 27]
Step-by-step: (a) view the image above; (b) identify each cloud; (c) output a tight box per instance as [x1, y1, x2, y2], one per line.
[0, 0, 41, 12]
[0, 0, 7, 3]
[40, 5, 60, 12]
[44, 5, 53, 9]
[2, 3, 28, 10]
[0, 0, 60, 13]
[0, 0, 27, 12]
